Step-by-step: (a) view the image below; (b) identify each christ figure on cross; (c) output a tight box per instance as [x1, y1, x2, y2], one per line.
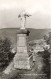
[18, 10, 31, 29]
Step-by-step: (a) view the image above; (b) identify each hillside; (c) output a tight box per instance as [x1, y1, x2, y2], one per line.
[0, 28, 51, 48]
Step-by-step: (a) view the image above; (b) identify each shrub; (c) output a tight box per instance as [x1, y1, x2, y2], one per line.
[0, 38, 13, 66]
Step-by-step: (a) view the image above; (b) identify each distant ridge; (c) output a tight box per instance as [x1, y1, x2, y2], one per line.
[0, 28, 51, 48]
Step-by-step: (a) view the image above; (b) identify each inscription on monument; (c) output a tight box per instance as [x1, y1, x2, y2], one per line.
[17, 35, 26, 46]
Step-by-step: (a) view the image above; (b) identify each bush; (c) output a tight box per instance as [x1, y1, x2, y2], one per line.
[38, 50, 50, 79]
[0, 38, 13, 66]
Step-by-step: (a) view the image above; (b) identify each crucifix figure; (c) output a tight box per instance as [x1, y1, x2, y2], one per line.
[18, 10, 31, 29]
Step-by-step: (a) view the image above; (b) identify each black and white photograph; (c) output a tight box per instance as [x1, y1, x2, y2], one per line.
[0, 0, 50, 79]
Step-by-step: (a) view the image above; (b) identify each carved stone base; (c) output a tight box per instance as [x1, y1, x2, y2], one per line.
[14, 53, 33, 69]
[14, 29, 33, 69]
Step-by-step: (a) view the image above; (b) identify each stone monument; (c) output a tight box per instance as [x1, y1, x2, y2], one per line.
[14, 10, 33, 69]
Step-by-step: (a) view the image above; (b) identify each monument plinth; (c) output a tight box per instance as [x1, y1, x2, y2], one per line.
[14, 11, 33, 69]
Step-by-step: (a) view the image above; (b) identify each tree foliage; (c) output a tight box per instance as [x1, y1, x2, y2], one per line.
[38, 32, 51, 79]
[0, 38, 12, 66]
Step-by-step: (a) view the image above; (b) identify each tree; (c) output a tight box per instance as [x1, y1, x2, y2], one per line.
[0, 38, 12, 66]
[44, 32, 51, 45]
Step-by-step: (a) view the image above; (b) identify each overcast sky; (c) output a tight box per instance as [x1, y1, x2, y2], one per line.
[0, 0, 51, 29]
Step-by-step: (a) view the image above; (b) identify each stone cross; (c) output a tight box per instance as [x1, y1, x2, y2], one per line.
[18, 10, 31, 29]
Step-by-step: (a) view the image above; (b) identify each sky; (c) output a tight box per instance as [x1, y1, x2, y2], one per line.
[0, 0, 51, 29]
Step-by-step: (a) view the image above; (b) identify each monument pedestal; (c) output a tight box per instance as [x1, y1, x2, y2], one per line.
[14, 29, 33, 69]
